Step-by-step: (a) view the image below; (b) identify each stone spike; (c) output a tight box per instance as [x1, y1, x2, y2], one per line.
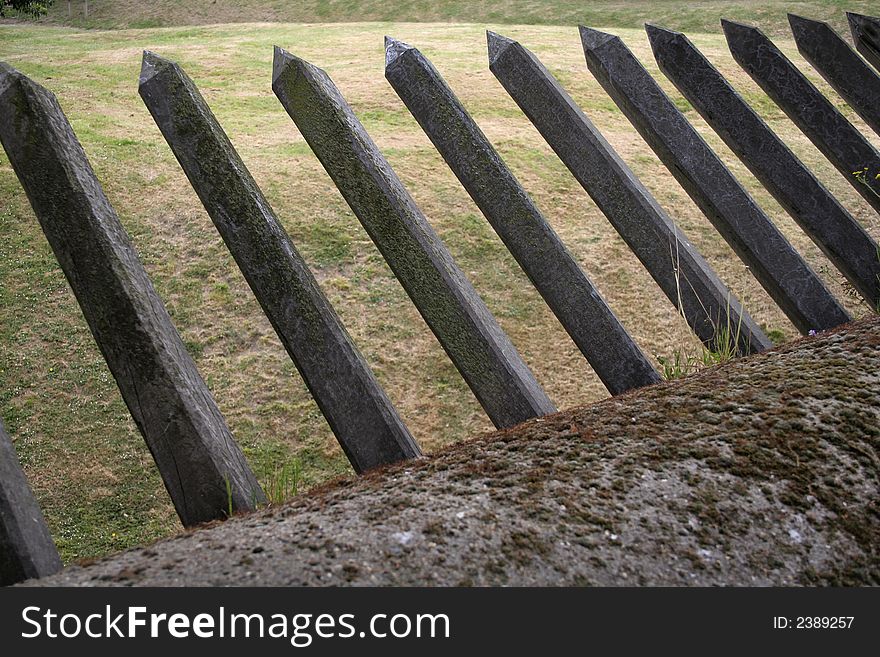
[0, 419, 62, 585]
[644, 23, 677, 43]
[384, 37, 661, 395]
[487, 30, 514, 65]
[722, 19, 880, 213]
[580, 25, 849, 335]
[488, 33, 771, 356]
[578, 25, 618, 51]
[789, 14, 880, 136]
[138, 52, 421, 474]
[384, 34, 411, 66]
[272, 47, 556, 428]
[271, 44, 288, 85]
[847, 12, 880, 72]
[0, 63, 265, 527]
[648, 25, 880, 309]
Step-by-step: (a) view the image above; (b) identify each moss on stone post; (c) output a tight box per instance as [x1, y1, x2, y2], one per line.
[272, 47, 556, 428]
[0, 62, 265, 527]
[138, 52, 421, 473]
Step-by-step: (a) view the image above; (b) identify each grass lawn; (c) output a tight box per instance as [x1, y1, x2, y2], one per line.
[1, 8, 878, 561]
[37, 0, 880, 36]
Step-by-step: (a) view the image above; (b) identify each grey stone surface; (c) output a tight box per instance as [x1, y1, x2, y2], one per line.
[487, 32, 771, 356]
[28, 316, 880, 587]
[848, 12, 880, 73]
[580, 26, 849, 335]
[0, 419, 62, 585]
[790, 14, 880, 137]
[723, 19, 880, 213]
[138, 52, 420, 474]
[0, 63, 265, 527]
[384, 37, 660, 395]
[272, 47, 556, 428]
[648, 25, 880, 311]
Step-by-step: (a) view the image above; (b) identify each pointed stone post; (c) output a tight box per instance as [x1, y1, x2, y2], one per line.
[383, 37, 660, 395]
[487, 32, 771, 356]
[272, 47, 556, 428]
[847, 12, 880, 72]
[579, 26, 849, 335]
[0, 420, 62, 585]
[789, 14, 880, 137]
[138, 52, 421, 473]
[0, 63, 265, 527]
[723, 19, 880, 213]
[648, 25, 880, 311]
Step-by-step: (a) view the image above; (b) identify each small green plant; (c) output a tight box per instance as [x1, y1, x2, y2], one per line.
[658, 226, 746, 380]
[702, 309, 743, 367]
[263, 461, 301, 507]
[853, 167, 880, 199]
[656, 350, 698, 380]
[765, 327, 786, 345]
[656, 330, 741, 381]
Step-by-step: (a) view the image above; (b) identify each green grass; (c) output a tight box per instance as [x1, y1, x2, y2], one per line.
[0, 9, 878, 563]
[656, 315, 748, 380]
[262, 460, 302, 506]
[31, 0, 880, 36]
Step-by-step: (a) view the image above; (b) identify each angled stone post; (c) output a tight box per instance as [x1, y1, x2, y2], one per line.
[648, 25, 880, 311]
[580, 26, 850, 335]
[789, 14, 880, 137]
[383, 37, 660, 395]
[138, 53, 420, 474]
[272, 47, 555, 428]
[723, 19, 880, 213]
[0, 63, 265, 527]
[487, 32, 771, 356]
[848, 12, 880, 72]
[0, 420, 62, 585]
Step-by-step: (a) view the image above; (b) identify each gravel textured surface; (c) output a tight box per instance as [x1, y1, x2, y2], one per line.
[25, 316, 880, 586]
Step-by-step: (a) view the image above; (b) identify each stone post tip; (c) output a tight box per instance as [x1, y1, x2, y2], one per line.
[578, 25, 617, 51]
[787, 13, 810, 24]
[846, 11, 866, 23]
[384, 36, 413, 68]
[787, 13, 824, 36]
[0, 61, 18, 98]
[721, 18, 758, 35]
[644, 23, 682, 52]
[272, 45, 296, 87]
[139, 50, 171, 87]
[487, 31, 515, 65]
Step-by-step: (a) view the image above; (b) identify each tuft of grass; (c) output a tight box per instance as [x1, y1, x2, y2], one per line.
[656, 334, 741, 382]
[262, 460, 302, 506]
[659, 226, 748, 382]
[704, 309, 745, 366]
[656, 332, 743, 381]
[656, 350, 698, 380]
[765, 327, 786, 346]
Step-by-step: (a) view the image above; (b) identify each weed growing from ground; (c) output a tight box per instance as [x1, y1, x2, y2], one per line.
[263, 460, 301, 507]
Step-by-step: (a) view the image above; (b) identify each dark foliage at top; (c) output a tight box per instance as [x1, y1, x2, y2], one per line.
[0, 0, 54, 18]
